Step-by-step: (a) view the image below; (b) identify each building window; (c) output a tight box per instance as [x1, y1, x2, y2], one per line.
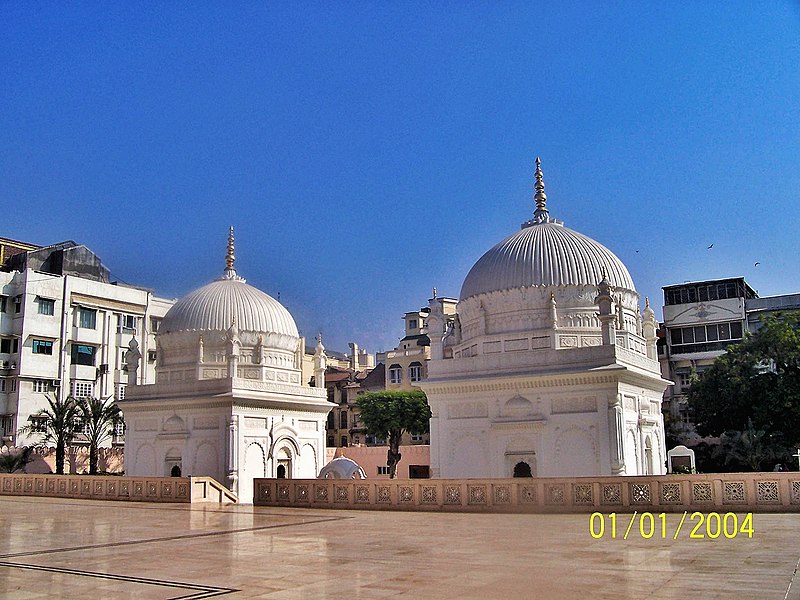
[327, 436, 334, 447]
[408, 319, 418, 330]
[150, 317, 161, 333]
[13, 296, 21, 314]
[118, 314, 137, 333]
[29, 415, 48, 432]
[113, 418, 126, 437]
[71, 344, 96, 366]
[116, 384, 126, 401]
[340, 436, 348, 447]
[29, 415, 48, 433]
[0, 416, 12, 435]
[676, 372, 692, 388]
[0, 379, 5, 392]
[37, 298, 55, 316]
[409, 362, 423, 382]
[0, 296, 6, 312]
[9, 379, 16, 392]
[340, 411, 347, 429]
[0, 338, 10, 354]
[668, 321, 744, 353]
[72, 380, 93, 399]
[411, 434, 425, 443]
[389, 364, 402, 384]
[32, 379, 48, 393]
[377, 466, 391, 475]
[78, 308, 96, 329]
[32, 339, 54, 355]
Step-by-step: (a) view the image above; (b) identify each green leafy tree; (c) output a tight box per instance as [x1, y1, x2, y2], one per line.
[356, 390, 431, 478]
[713, 419, 783, 471]
[688, 314, 800, 465]
[0, 446, 35, 473]
[78, 396, 122, 475]
[18, 395, 79, 474]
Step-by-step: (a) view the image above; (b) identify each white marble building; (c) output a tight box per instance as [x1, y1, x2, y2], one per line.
[420, 159, 668, 478]
[121, 229, 332, 502]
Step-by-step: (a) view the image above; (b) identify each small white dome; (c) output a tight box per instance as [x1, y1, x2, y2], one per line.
[160, 227, 299, 339]
[460, 221, 635, 300]
[160, 278, 299, 338]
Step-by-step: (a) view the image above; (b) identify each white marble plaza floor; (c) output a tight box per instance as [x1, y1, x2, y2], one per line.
[0, 495, 797, 599]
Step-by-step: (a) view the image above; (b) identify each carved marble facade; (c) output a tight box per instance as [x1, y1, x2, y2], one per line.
[420, 160, 668, 478]
[121, 229, 333, 502]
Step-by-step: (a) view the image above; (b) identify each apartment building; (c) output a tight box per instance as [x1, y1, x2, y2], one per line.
[0, 239, 174, 445]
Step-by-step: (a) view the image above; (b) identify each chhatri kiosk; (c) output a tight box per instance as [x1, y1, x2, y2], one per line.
[121, 229, 332, 502]
[420, 159, 668, 478]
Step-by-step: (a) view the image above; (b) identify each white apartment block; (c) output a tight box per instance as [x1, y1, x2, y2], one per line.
[0, 241, 174, 446]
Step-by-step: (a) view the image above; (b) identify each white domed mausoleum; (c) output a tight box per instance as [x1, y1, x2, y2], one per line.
[120, 229, 332, 502]
[419, 159, 669, 478]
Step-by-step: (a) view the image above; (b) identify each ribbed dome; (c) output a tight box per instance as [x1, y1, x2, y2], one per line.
[161, 278, 299, 337]
[460, 222, 635, 300]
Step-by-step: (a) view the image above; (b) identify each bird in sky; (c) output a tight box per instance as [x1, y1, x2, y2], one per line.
[707, 243, 714, 249]
[754, 261, 761, 267]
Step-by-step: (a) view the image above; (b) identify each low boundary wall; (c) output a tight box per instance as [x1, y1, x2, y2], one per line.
[0, 474, 237, 504]
[254, 472, 800, 513]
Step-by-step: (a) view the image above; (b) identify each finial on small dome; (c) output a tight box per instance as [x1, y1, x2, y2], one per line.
[533, 157, 550, 223]
[432, 287, 437, 299]
[226, 226, 235, 270]
[222, 226, 245, 282]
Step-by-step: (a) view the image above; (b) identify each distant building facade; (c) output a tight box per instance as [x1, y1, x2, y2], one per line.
[659, 277, 800, 435]
[0, 239, 173, 447]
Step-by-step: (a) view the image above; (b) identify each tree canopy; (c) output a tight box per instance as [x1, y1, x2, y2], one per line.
[18, 395, 80, 474]
[356, 390, 431, 478]
[78, 395, 121, 475]
[688, 314, 800, 468]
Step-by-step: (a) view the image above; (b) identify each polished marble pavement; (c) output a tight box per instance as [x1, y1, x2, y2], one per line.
[0, 496, 797, 599]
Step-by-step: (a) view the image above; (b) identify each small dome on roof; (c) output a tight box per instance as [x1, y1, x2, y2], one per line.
[160, 227, 299, 339]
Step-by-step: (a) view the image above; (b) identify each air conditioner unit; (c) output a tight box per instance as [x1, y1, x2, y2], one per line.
[98, 364, 109, 375]
[52, 379, 61, 387]
[0, 361, 8, 369]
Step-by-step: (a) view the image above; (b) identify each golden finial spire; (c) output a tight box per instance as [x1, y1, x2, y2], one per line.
[226, 226, 236, 271]
[222, 226, 245, 281]
[533, 157, 550, 223]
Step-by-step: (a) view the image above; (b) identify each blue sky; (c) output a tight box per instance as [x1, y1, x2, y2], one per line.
[4, 2, 800, 353]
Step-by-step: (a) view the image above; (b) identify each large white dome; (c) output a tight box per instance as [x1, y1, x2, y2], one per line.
[160, 277, 299, 337]
[460, 221, 635, 300]
[460, 158, 635, 301]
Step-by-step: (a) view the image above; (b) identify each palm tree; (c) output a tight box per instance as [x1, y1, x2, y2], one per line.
[18, 395, 79, 474]
[77, 396, 121, 475]
[0, 446, 35, 473]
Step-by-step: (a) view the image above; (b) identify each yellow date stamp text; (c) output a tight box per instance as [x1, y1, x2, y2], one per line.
[589, 511, 754, 540]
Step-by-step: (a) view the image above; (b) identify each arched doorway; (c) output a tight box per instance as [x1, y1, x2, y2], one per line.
[513, 461, 533, 477]
[644, 436, 653, 475]
[276, 446, 293, 479]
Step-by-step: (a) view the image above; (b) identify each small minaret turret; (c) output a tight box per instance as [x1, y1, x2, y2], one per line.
[642, 297, 658, 360]
[595, 270, 616, 346]
[227, 318, 240, 378]
[126, 337, 141, 385]
[313, 334, 327, 389]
